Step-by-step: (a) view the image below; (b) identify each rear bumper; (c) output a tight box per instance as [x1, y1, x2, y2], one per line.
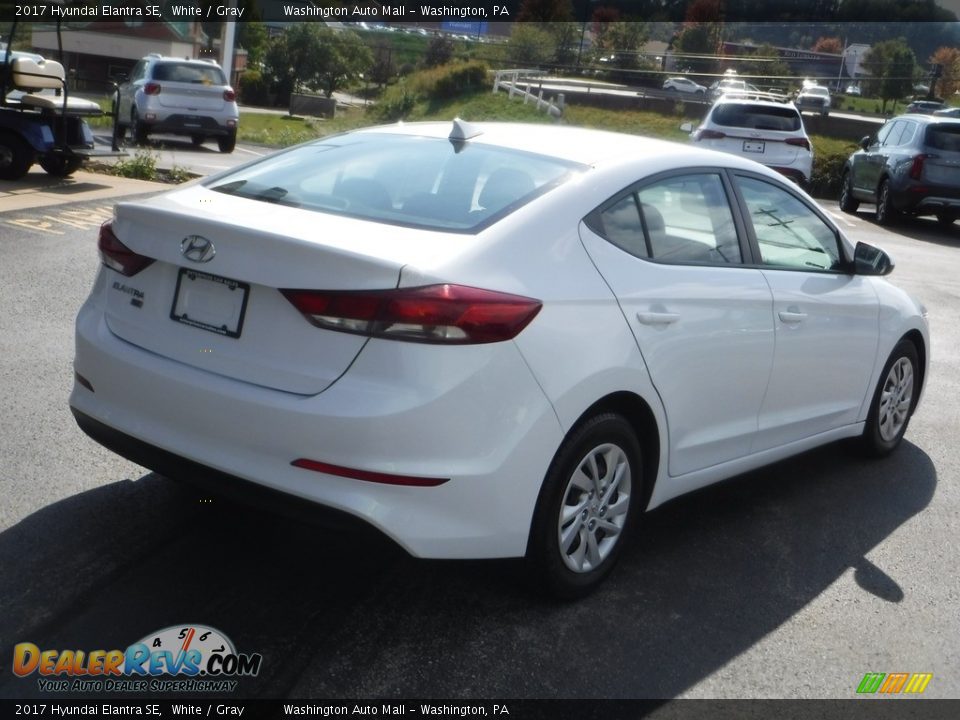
[70, 296, 563, 559]
[141, 113, 237, 137]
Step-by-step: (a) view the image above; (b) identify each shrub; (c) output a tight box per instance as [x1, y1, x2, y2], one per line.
[809, 150, 848, 199]
[372, 62, 490, 121]
[110, 151, 157, 180]
[239, 70, 270, 106]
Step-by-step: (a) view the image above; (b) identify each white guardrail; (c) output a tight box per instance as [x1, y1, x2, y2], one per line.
[492, 69, 564, 118]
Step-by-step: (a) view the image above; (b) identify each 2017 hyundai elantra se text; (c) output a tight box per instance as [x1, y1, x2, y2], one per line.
[71, 121, 929, 598]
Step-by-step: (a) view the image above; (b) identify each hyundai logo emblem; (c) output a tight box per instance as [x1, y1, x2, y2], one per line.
[181, 235, 216, 263]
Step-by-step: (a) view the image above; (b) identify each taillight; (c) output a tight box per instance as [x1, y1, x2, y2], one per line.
[280, 284, 542, 344]
[785, 137, 811, 151]
[909, 154, 932, 180]
[143, 82, 161, 96]
[695, 129, 726, 141]
[98, 222, 154, 277]
[223, 88, 236, 102]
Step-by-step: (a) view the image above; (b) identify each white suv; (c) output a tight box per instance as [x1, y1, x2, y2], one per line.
[685, 94, 814, 185]
[796, 84, 831, 117]
[116, 55, 239, 153]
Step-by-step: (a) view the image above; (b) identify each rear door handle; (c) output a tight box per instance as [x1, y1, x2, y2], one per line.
[778, 310, 808, 323]
[637, 311, 680, 325]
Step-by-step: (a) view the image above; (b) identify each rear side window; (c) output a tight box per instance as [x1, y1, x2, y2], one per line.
[926, 124, 960, 152]
[207, 133, 582, 232]
[153, 63, 225, 85]
[712, 104, 801, 132]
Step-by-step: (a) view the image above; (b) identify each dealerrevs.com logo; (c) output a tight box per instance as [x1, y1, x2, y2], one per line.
[13, 624, 263, 693]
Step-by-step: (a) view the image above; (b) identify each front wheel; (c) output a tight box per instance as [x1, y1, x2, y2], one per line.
[861, 340, 920, 457]
[0, 131, 35, 181]
[527, 413, 642, 599]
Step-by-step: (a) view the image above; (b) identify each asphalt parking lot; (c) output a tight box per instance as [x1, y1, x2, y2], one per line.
[0, 174, 958, 701]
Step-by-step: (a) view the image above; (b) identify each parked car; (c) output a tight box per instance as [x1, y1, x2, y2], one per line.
[663, 77, 707, 96]
[933, 107, 960, 118]
[845, 84, 862, 96]
[708, 78, 752, 100]
[115, 54, 239, 153]
[840, 113, 960, 226]
[71, 121, 928, 598]
[795, 84, 831, 116]
[905, 100, 946, 115]
[685, 95, 813, 184]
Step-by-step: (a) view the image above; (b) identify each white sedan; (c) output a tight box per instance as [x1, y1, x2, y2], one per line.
[71, 121, 929, 598]
[663, 77, 707, 95]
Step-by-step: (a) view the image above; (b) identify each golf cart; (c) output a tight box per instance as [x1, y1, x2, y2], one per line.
[1, 3, 122, 180]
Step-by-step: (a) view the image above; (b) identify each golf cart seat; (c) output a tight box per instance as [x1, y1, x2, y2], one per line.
[10, 56, 101, 115]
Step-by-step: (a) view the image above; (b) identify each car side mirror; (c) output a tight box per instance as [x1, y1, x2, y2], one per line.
[679, 122, 693, 133]
[854, 241, 894, 276]
[859, 135, 871, 150]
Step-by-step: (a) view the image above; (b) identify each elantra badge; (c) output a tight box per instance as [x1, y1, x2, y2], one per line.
[181, 235, 216, 263]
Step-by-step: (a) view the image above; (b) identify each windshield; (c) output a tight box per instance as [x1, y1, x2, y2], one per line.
[206, 133, 583, 232]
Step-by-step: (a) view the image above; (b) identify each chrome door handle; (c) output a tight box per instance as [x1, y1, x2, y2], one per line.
[778, 310, 807, 323]
[637, 311, 680, 325]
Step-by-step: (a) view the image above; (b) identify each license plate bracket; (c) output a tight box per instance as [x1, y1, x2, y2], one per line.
[170, 268, 249, 338]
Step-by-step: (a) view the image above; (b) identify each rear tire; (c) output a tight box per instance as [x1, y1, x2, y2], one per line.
[39, 155, 83, 177]
[131, 108, 148, 146]
[875, 179, 897, 226]
[217, 131, 236, 154]
[861, 339, 920, 457]
[936, 213, 955, 227]
[526, 413, 642, 600]
[191, 134, 206, 147]
[839, 170, 860, 213]
[0, 131, 34, 181]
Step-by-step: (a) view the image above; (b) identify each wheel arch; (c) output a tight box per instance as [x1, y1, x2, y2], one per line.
[901, 328, 927, 410]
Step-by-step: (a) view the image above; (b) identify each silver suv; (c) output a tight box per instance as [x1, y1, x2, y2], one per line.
[116, 54, 239, 153]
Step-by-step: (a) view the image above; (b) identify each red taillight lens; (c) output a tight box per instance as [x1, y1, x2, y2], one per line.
[98, 222, 154, 277]
[909, 154, 931, 180]
[280, 284, 542, 344]
[785, 137, 811, 151]
[223, 88, 236, 102]
[695, 129, 726, 141]
[143, 82, 161, 96]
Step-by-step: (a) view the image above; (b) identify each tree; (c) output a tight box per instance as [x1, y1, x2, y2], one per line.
[315, 29, 372, 99]
[738, 43, 792, 85]
[863, 38, 917, 113]
[672, 24, 718, 74]
[424, 36, 455, 68]
[548, 22, 582, 67]
[811, 36, 843, 55]
[594, 21, 649, 72]
[516, 0, 573, 22]
[930, 46, 960, 97]
[237, 21, 268, 68]
[504, 24, 557, 67]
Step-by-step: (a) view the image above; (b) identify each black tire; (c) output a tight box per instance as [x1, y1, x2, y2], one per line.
[875, 179, 897, 226]
[0, 131, 35, 181]
[131, 108, 148, 146]
[217, 131, 236, 154]
[191, 134, 206, 147]
[839, 170, 860, 213]
[39, 155, 83, 177]
[526, 413, 642, 600]
[936, 213, 955, 227]
[861, 339, 920, 457]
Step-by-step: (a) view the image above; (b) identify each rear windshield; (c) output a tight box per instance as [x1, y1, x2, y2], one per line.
[712, 104, 802, 131]
[153, 62, 225, 85]
[925, 123, 960, 151]
[206, 133, 583, 232]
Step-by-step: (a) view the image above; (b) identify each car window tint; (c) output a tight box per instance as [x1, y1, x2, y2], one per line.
[712, 104, 801, 132]
[881, 120, 903, 146]
[898, 121, 918, 146]
[738, 177, 842, 272]
[874, 121, 895, 146]
[926, 124, 960, 152]
[154, 63, 225, 85]
[207, 133, 583, 232]
[636, 174, 742, 264]
[130, 61, 145, 82]
[598, 194, 649, 258]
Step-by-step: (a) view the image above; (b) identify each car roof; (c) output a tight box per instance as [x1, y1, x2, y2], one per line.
[711, 95, 798, 111]
[352, 121, 720, 168]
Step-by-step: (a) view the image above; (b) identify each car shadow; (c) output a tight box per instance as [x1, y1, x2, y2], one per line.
[0, 440, 936, 699]
[847, 209, 959, 249]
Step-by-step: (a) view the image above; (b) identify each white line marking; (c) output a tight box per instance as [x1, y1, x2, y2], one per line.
[828, 211, 857, 228]
[234, 146, 265, 157]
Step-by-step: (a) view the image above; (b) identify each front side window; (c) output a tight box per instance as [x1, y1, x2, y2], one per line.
[737, 176, 843, 272]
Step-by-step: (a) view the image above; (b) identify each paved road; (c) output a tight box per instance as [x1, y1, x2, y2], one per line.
[0, 196, 957, 700]
[94, 133, 271, 176]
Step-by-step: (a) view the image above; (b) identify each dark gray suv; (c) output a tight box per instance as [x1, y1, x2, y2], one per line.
[840, 114, 960, 226]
